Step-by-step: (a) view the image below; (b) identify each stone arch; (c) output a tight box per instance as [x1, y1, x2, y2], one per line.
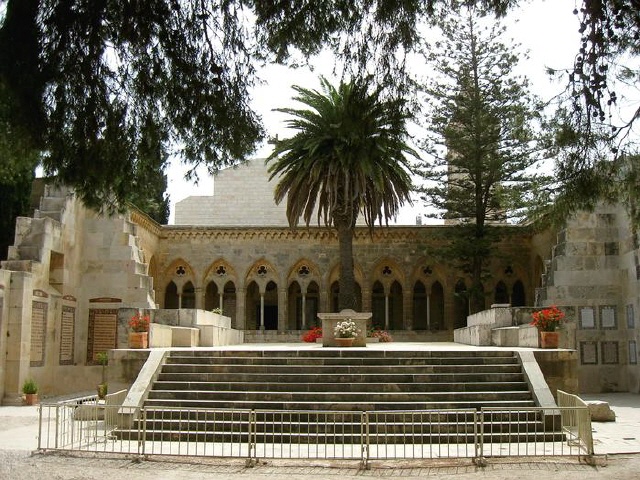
[512, 280, 526, 307]
[411, 259, 447, 291]
[182, 280, 196, 308]
[162, 258, 197, 308]
[245, 278, 279, 330]
[203, 258, 238, 319]
[430, 281, 445, 330]
[163, 258, 196, 291]
[494, 280, 509, 304]
[288, 280, 320, 329]
[389, 280, 403, 330]
[371, 280, 385, 328]
[370, 257, 405, 292]
[164, 281, 179, 309]
[203, 258, 238, 289]
[245, 258, 280, 293]
[287, 258, 322, 293]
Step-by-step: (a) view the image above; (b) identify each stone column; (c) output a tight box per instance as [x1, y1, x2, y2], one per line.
[278, 287, 287, 332]
[301, 294, 307, 329]
[236, 287, 246, 329]
[3, 272, 33, 405]
[403, 288, 412, 330]
[259, 294, 264, 330]
[384, 285, 390, 330]
[194, 287, 204, 309]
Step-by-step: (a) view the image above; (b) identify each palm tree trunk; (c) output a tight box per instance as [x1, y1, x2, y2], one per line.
[337, 224, 357, 311]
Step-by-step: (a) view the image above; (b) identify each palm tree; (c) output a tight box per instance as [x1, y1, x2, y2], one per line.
[267, 77, 416, 311]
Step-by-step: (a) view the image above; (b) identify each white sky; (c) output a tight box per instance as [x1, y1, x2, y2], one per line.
[165, 0, 581, 225]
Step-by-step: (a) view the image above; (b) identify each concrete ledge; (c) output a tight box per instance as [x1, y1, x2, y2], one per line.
[118, 349, 168, 428]
[454, 324, 492, 345]
[171, 326, 200, 347]
[149, 323, 172, 347]
[491, 324, 538, 347]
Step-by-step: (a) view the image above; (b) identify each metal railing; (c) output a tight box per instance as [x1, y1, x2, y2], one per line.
[37, 402, 594, 465]
[556, 390, 594, 455]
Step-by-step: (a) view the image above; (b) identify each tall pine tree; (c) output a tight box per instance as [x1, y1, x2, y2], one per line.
[417, 5, 550, 315]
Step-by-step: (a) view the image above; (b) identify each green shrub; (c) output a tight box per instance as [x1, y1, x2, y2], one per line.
[22, 378, 38, 395]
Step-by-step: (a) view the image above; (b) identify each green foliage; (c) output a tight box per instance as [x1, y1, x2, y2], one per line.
[416, 6, 548, 312]
[0, 0, 636, 224]
[268, 77, 415, 309]
[22, 378, 38, 395]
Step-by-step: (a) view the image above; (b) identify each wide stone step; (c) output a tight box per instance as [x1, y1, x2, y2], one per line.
[134, 418, 544, 435]
[172, 350, 516, 359]
[147, 389, 533, 404]
[164, 355, 518, 366]
[131, 408, 544, 424]
[160, 363, 523, 375]
[115, 429, 563, 444]
[156, 371, 526, 384]
[151, 380, 530, 393]
[143, 398, 537, 411]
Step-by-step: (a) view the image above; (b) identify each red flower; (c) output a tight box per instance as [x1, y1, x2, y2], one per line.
[531, 305, 565, 332]
[129, 312, 150, 332]
[301, 326, 322, 343]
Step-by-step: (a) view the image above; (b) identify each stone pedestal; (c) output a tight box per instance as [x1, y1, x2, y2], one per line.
[318, 309, 371, 347]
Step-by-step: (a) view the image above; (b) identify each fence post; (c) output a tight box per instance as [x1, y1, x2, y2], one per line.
[361, 411, 370, 470]
[246, 409, 256, 467]
[473, 409, 487, 467]
[139, 408, 146, 457]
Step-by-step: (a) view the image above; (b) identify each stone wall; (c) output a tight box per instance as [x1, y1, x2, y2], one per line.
[538, 204, 640, 393]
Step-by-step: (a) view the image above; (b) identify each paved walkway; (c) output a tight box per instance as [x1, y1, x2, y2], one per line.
[1, 343, 639, 478]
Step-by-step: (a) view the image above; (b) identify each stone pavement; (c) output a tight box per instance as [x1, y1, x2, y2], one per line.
[0, 391, 638, 479]
[0, 343, 638, 478]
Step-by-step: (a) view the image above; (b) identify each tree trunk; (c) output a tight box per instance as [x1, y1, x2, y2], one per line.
[336, 224, 357, 311]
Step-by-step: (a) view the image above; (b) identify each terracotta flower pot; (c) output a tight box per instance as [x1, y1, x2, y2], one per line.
[335, 337, 355, 347]
[24, 393, 38, 406]
[128, 331, 149, 349]
[540, 331, 559, 349]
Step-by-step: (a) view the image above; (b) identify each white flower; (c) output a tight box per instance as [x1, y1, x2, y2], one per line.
[334, 319, 361, 338]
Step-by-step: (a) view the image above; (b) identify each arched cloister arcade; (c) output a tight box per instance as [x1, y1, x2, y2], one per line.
[156, 256, 531, 334]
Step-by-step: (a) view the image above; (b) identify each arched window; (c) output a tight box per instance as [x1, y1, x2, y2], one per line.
[512, 280, 526, 307]
[430, 281, 445, 330]
[413, 281, 427, 330]
[164, 281, 179, 309]
[454, 280, 468, 329]
[494, 281, 509, 304]
[182, 281, 195, 308]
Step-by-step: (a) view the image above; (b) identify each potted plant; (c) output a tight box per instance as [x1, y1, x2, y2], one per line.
[128, 311, 150, 348]
[96, 351, 108, 399]
[531, 305, 566, 348]
[22, 378, 38, 405]
[334, 319, 360, 347]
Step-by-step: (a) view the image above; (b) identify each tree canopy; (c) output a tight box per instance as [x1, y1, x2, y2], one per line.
[0, 0, 637, 216]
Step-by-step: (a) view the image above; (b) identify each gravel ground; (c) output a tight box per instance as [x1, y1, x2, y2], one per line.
[2, 449, 640, 479]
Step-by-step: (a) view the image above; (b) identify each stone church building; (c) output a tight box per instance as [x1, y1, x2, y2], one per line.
[0, 159, 638, 404]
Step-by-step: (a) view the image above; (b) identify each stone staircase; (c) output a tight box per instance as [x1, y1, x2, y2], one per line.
[118, 349, 561, 444]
